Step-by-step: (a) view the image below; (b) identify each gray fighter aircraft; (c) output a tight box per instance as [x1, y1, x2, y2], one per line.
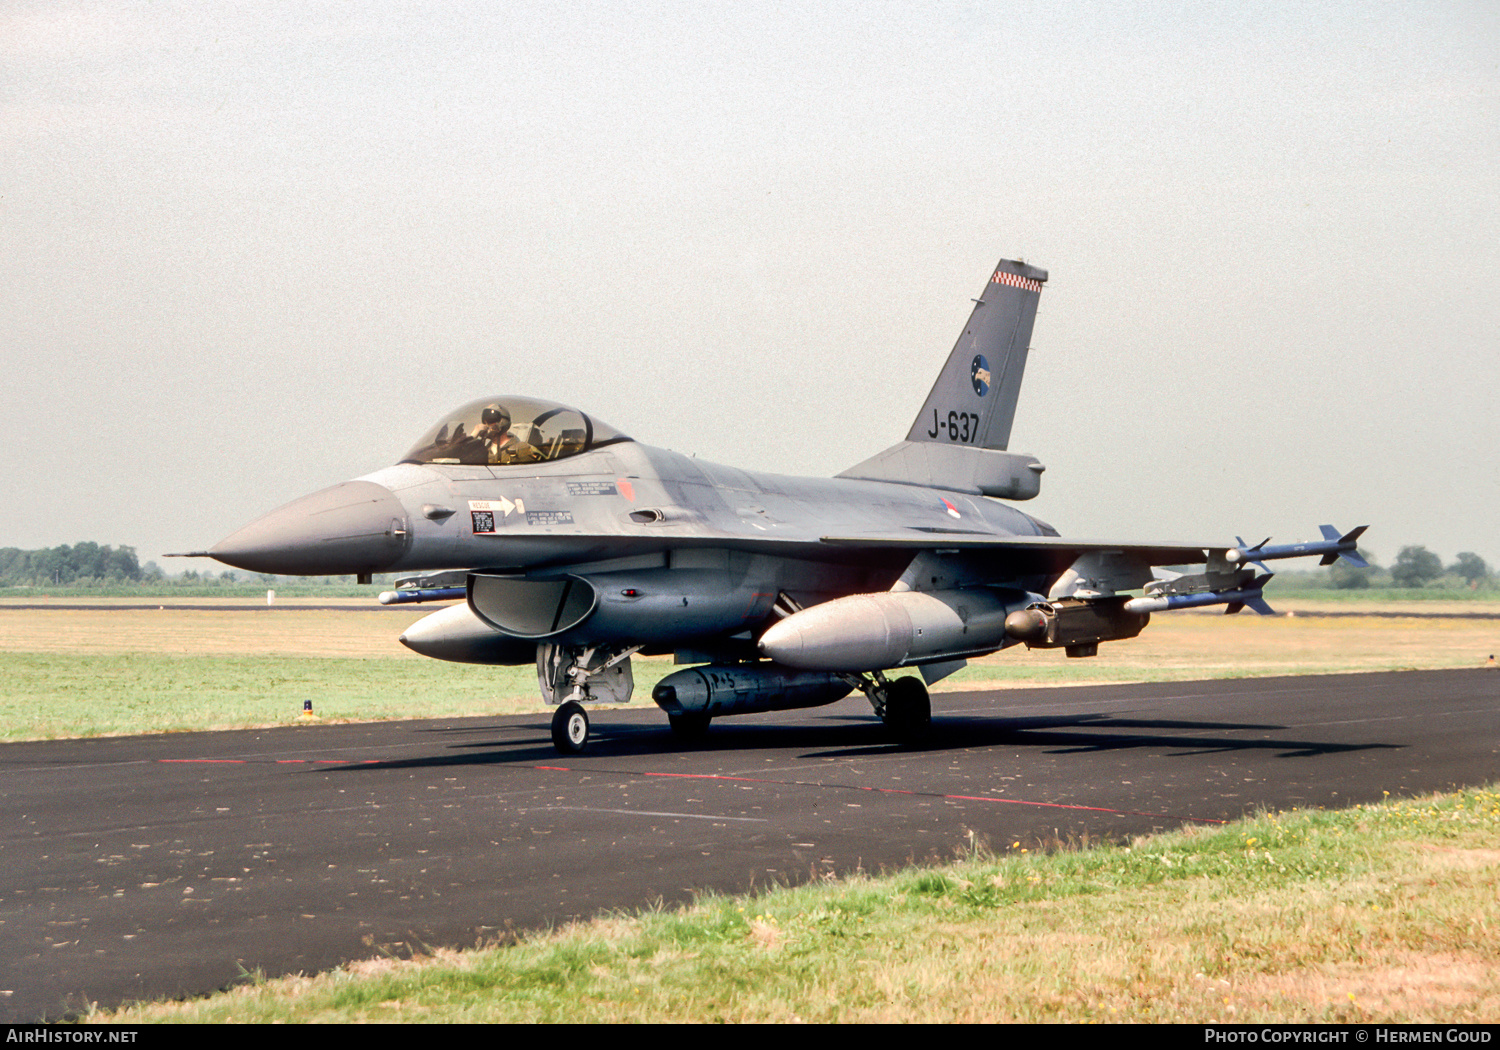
[203, 259, 1367, 753]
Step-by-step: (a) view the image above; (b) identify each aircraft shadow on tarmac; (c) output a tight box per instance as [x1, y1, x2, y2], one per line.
[921, 713, 1403, 761]
[324, 709, 1401, 773]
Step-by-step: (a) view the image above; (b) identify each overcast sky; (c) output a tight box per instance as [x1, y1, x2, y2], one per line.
[4, 1, 1497, 570]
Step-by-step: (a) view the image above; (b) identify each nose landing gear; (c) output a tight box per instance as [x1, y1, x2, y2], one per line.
[538, 643, 641, 754]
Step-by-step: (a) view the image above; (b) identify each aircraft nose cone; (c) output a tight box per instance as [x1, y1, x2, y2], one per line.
[210, 480, 410, 576]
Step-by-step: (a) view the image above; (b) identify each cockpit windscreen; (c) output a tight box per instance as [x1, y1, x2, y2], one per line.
[400, 397, 630, 467]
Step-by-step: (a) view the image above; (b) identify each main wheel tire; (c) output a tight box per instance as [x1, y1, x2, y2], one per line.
[551, 701, 590, 754]
[882, 676, 930, 744]
[668, 712, 712, 740]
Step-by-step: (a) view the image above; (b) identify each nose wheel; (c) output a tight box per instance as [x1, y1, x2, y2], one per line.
[551, 701, 591, 753]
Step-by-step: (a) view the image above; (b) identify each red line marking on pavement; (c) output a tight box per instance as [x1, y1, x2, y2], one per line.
[153, 758, 1224, 826]
[565, 767, 1226, 825]
[160, 757, 383, 766]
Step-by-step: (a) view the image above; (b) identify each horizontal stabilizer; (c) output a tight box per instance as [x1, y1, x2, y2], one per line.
[838, 442, 1045, 499]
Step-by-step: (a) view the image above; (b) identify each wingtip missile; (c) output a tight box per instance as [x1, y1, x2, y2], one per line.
[1224, 526, 1368, 570]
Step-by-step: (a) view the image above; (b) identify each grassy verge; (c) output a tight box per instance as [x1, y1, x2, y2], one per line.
[99, 786, 1500, 1023]
[0, 653, 552, 740]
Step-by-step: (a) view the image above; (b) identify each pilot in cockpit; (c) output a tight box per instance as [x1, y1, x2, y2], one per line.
[475, 403, 539, 465]
[402, 396, 624, 468]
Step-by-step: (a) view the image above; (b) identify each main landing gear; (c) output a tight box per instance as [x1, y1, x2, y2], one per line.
[881, 675, 931, 742]
[845, 670, 931, 744]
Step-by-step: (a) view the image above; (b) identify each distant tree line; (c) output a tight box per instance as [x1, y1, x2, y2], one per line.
[1, 540, 1490, 594]
[1326, 546, 1491, 590]
[0, 543, 149, 586]
[0, 543, 398, 592]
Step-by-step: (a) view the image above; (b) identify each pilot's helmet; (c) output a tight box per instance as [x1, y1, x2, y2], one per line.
[480, 404, 511, 429]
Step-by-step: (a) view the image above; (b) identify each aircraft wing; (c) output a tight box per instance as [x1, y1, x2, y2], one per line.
[818, 532, 1217, 576]
[391, 533, 1220, 598]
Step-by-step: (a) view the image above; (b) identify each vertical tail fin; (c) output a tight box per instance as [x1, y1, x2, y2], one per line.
[839, 258, 1048, 499]
[907, 259, 1047, 452]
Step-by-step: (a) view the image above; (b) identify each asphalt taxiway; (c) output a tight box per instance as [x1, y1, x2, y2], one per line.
[1, 667, 1495, 1020]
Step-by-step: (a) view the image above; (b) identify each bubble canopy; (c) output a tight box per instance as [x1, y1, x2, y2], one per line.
[400, 396, 631, 467]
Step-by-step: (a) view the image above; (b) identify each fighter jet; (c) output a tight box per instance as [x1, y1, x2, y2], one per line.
[204, 259, 1367, 754]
